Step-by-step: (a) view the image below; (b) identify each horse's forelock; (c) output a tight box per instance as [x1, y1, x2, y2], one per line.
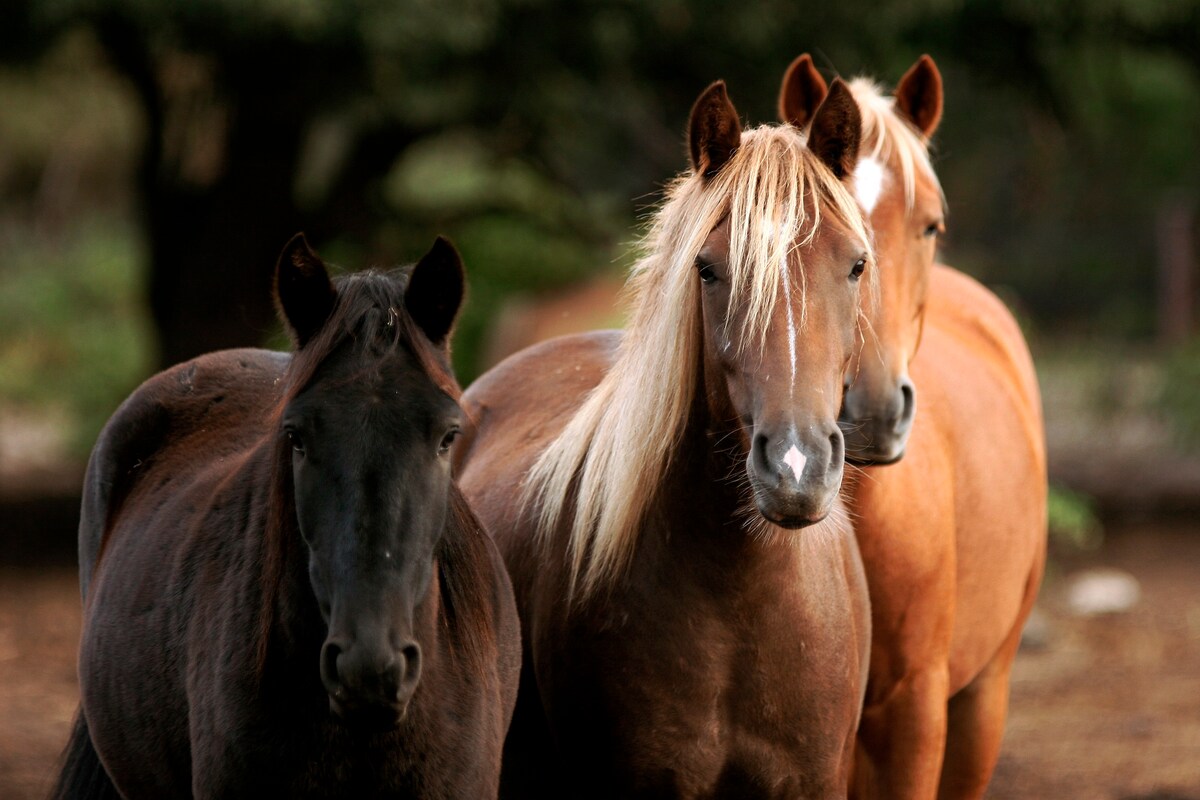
[847, 77, 944, 214]
[277, 270, 460, 413]
[718, 126, 875, 348]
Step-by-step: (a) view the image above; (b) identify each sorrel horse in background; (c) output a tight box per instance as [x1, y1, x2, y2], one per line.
[55, 236, 520, 798]
[779, 55, 1047, 799]
[454, 79, 874, 798]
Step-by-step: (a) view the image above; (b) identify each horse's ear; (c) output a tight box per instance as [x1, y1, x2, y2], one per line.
[807, 77, 861, 181]
[405, 236, 465, 347]
[275, 233, 336, 348]
[778, 54, 829, 128]
[688, 81, 742, 180]
[894, 54, 943, 138]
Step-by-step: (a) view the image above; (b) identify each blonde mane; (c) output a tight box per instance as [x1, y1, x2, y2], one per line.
[847, 77, 943, 211]
[523, 124, 873, 601]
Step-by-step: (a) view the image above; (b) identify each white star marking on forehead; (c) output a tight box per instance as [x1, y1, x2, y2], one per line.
[854, 157, 886, 214]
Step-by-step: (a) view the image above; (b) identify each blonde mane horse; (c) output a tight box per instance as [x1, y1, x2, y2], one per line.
[456, 79, 874, 798]
[780, 54, 1047, 800]
[525, 119, 872, 601]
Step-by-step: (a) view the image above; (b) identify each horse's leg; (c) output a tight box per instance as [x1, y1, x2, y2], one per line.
[937, 546, 1043, 800]
[934, 627, 1022, 799]
[849, 471, 956, 800]
[852, 664, 951, 799]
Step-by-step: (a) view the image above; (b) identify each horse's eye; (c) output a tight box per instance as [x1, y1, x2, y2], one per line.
[850, 258, 866, 280]
[695, 258, 718, 285]
[287, 430, 306, 456]
[438, 427, 461, 455]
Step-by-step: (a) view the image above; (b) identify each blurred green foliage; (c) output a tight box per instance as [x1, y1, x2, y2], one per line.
[1047, 484, 1104, 551]
[0, 0, 1198, 460]
[0, 220, 153, 455]
[1161, 337, 1200, 448]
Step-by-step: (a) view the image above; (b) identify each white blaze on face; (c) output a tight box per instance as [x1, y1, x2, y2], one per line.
[783, 445, 807, 482]
[779, 252, 798, 393]
[854, 157, 886, 214]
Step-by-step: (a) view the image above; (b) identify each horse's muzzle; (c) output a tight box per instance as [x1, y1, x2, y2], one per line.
[321, 638, 422, 730]
[747, 425, 844, 527]
[840, 376, 915, 465]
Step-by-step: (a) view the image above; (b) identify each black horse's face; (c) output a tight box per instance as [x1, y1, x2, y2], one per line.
[284, 346, 461, 728]
[273, 234, 466, 729]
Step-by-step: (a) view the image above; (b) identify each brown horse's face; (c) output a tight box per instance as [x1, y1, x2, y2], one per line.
[687, 78, 867, 528]
[841, 153, 942, 463]
[274, 235, 465, 729]
[697, 214, 867, 527]
[778, 54, 946, 464]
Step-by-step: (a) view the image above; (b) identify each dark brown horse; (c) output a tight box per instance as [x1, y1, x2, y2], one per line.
[55, 236, 520, 798]
[779, 55, 1047, 799]
[454, 80, 874, 798]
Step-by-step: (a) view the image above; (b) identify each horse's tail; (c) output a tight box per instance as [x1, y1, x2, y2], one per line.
[49, 711, 120, 800]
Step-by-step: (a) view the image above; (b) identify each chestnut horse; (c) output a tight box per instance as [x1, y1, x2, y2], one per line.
[779, 55, 1047, 799]
[454, 80, 873, 799]
[55, 236, 520, 798]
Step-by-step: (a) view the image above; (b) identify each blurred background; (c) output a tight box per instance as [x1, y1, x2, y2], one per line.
[0, 1, 1197, 797]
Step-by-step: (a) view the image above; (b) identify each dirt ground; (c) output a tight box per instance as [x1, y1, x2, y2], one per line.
[1, 520, 1198, 799]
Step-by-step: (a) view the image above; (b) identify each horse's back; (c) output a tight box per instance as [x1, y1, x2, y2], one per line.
[455, 330, 620, 550]
[923, 265, 1046, 689]
[78, 349, 288, 597]
[928, 264, 1043, 432]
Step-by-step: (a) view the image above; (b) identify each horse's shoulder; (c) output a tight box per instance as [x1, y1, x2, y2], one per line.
[927, 263, 1039, 407]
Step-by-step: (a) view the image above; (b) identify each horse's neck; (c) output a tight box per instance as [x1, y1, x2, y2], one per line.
[653, 397, 767, 568]
[429, 491, 492, 671]
[692, 351, 753, 520]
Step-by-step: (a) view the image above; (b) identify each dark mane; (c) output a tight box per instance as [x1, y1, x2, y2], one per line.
[437, 488, 501, 677]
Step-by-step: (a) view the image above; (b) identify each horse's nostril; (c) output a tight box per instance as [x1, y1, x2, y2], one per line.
[751, 432, 770, 471]
[398, 642, 423, 699]
[320, 640, 344, 694]
[829, 430, 844, 470]
[899, 381, 915, 424]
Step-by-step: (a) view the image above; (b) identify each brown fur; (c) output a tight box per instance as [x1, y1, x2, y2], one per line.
[779, 56, 1046, 799]
[59, 248, 520, 799]
[454, 83, 873, 798]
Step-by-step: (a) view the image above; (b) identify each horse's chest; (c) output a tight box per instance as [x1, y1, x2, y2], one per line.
[541, 564, 863, 798]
